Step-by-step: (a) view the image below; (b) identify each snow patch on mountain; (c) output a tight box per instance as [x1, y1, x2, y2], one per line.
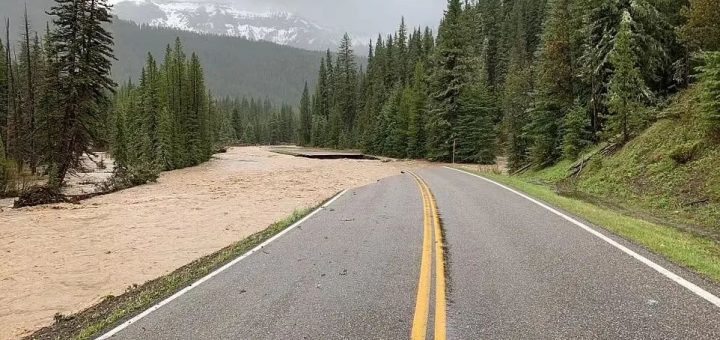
[110, 0, 363, 51]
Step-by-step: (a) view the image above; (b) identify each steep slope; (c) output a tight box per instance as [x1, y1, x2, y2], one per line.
[111, 19, 322, 103]
[523, 87, 720, 238]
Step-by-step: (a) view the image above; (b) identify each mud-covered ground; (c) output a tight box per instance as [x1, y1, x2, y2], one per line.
[0, 146, 430, 339]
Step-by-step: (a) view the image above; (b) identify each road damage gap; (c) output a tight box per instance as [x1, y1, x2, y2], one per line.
[270, 147, 377, 160]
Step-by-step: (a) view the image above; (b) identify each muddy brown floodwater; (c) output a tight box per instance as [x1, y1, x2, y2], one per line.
[0, 146, 431, 339]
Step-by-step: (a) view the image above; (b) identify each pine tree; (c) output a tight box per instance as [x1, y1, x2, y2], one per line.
[499, 1, 535, 171]
[456, 58, 498, 164]
[426, 0, 465, 161]
[111, 90, 129, 169]
[5, 19, 20, 168]
[170, 39, 188, 166]
[141, 53, 161, 164]
[528, 0, 575, 166]
[698, 52, 720, 136]
[231, 107, 242, 140]
[379, 88, 404, 157]
[606, 11, 650, 143]
[38, 23, 62, 172]
[20, 7, 38, 173]
[46, 0, 116, 187]
[422, 27, 435, 62]
[581, 0, 673, 134]
[680, 0, 720, 51]
[0, 35, 6, 155]
[157, 106, 174, 169]
[332, 34, 358, 147]
[313, 57, 331, 146]
[396, 18, 409, 85]
[299, 82, 312, 145]
[406, 63, 428, 158]
[186, 52, 207, 164]
[562, 103, 591, 159]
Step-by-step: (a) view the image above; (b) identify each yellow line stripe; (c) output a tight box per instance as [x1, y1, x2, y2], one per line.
[409, 172, 447, 340]
[410, 172, 433, 340]
[424, 178, 447, 340]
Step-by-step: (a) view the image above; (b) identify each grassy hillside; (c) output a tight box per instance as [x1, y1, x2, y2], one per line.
[521, 86, 720, 240]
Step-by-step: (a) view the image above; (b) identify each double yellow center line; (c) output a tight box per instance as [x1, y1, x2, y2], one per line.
[409, 172, 447, 340]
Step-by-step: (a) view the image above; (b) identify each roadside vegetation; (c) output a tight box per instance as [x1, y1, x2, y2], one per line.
[449, 58, 720, 283]
[451, 58, 720, 284]
[27, 207, 316, 340]
[520, 88, 720, 238]
[458, 167, 720, 285]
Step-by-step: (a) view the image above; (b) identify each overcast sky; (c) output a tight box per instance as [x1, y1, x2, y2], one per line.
[208, 0, 446, 35]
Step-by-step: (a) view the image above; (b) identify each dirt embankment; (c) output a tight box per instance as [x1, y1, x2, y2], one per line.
[0, 146, 429, 340]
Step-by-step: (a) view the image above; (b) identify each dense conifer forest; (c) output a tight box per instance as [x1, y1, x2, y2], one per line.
[298, 0, 720, 172]
[0, 0, 299, 201]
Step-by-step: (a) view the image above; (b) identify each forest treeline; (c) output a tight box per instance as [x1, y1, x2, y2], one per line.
[297, 0, 720, 171]
[0, 0, 119, 194]
[0, 0, 298, 198]
[112, 42, 299, 174]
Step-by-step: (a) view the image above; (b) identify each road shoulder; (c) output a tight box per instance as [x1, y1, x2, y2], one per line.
[450, 166, 720, 290]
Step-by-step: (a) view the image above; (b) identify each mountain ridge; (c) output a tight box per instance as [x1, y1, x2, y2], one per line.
[0, 0, 324, 103]
[110, 0, 368, 51]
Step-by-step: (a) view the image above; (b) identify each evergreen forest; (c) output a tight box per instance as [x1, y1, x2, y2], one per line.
[297, 0, 720, 173]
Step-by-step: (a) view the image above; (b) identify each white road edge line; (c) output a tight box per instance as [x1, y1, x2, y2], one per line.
[445, 166, 720, 308]
[95, 189, 349, 340]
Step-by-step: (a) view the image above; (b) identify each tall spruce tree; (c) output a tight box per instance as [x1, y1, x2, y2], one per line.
[606, 11, 650, 143]
[456, 52, 498, 164]
[528, 0, 575, 166]
[140, 53, 161, 164]
[20, 7, 38, 173]
[299, 82, 312, 145]
[332, 34, 358, 147]
[406, 63, 428, 158]
[0, 36, 6, 154]
[46, 0, 116, 187]
[426, 0, 464, 161]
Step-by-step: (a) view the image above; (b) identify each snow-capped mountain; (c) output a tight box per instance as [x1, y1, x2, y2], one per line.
[110, 0, 359, 51]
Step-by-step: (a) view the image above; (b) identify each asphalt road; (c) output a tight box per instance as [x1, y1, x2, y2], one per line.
[102, 167, 720, 339]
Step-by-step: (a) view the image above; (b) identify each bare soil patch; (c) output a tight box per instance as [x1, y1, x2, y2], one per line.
[0, 146, 429, 339]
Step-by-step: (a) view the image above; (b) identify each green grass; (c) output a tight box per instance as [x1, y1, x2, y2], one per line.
[455, 168, 720, 284]
[553, 87, 720, 236]
[28, 204, 325, 340]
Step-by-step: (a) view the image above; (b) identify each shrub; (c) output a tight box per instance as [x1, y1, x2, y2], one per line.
[98, 164, 160, 193]
[14, 186, 69, 208]
[669, 142, 702, 164]
[698, 52, 720, 137]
